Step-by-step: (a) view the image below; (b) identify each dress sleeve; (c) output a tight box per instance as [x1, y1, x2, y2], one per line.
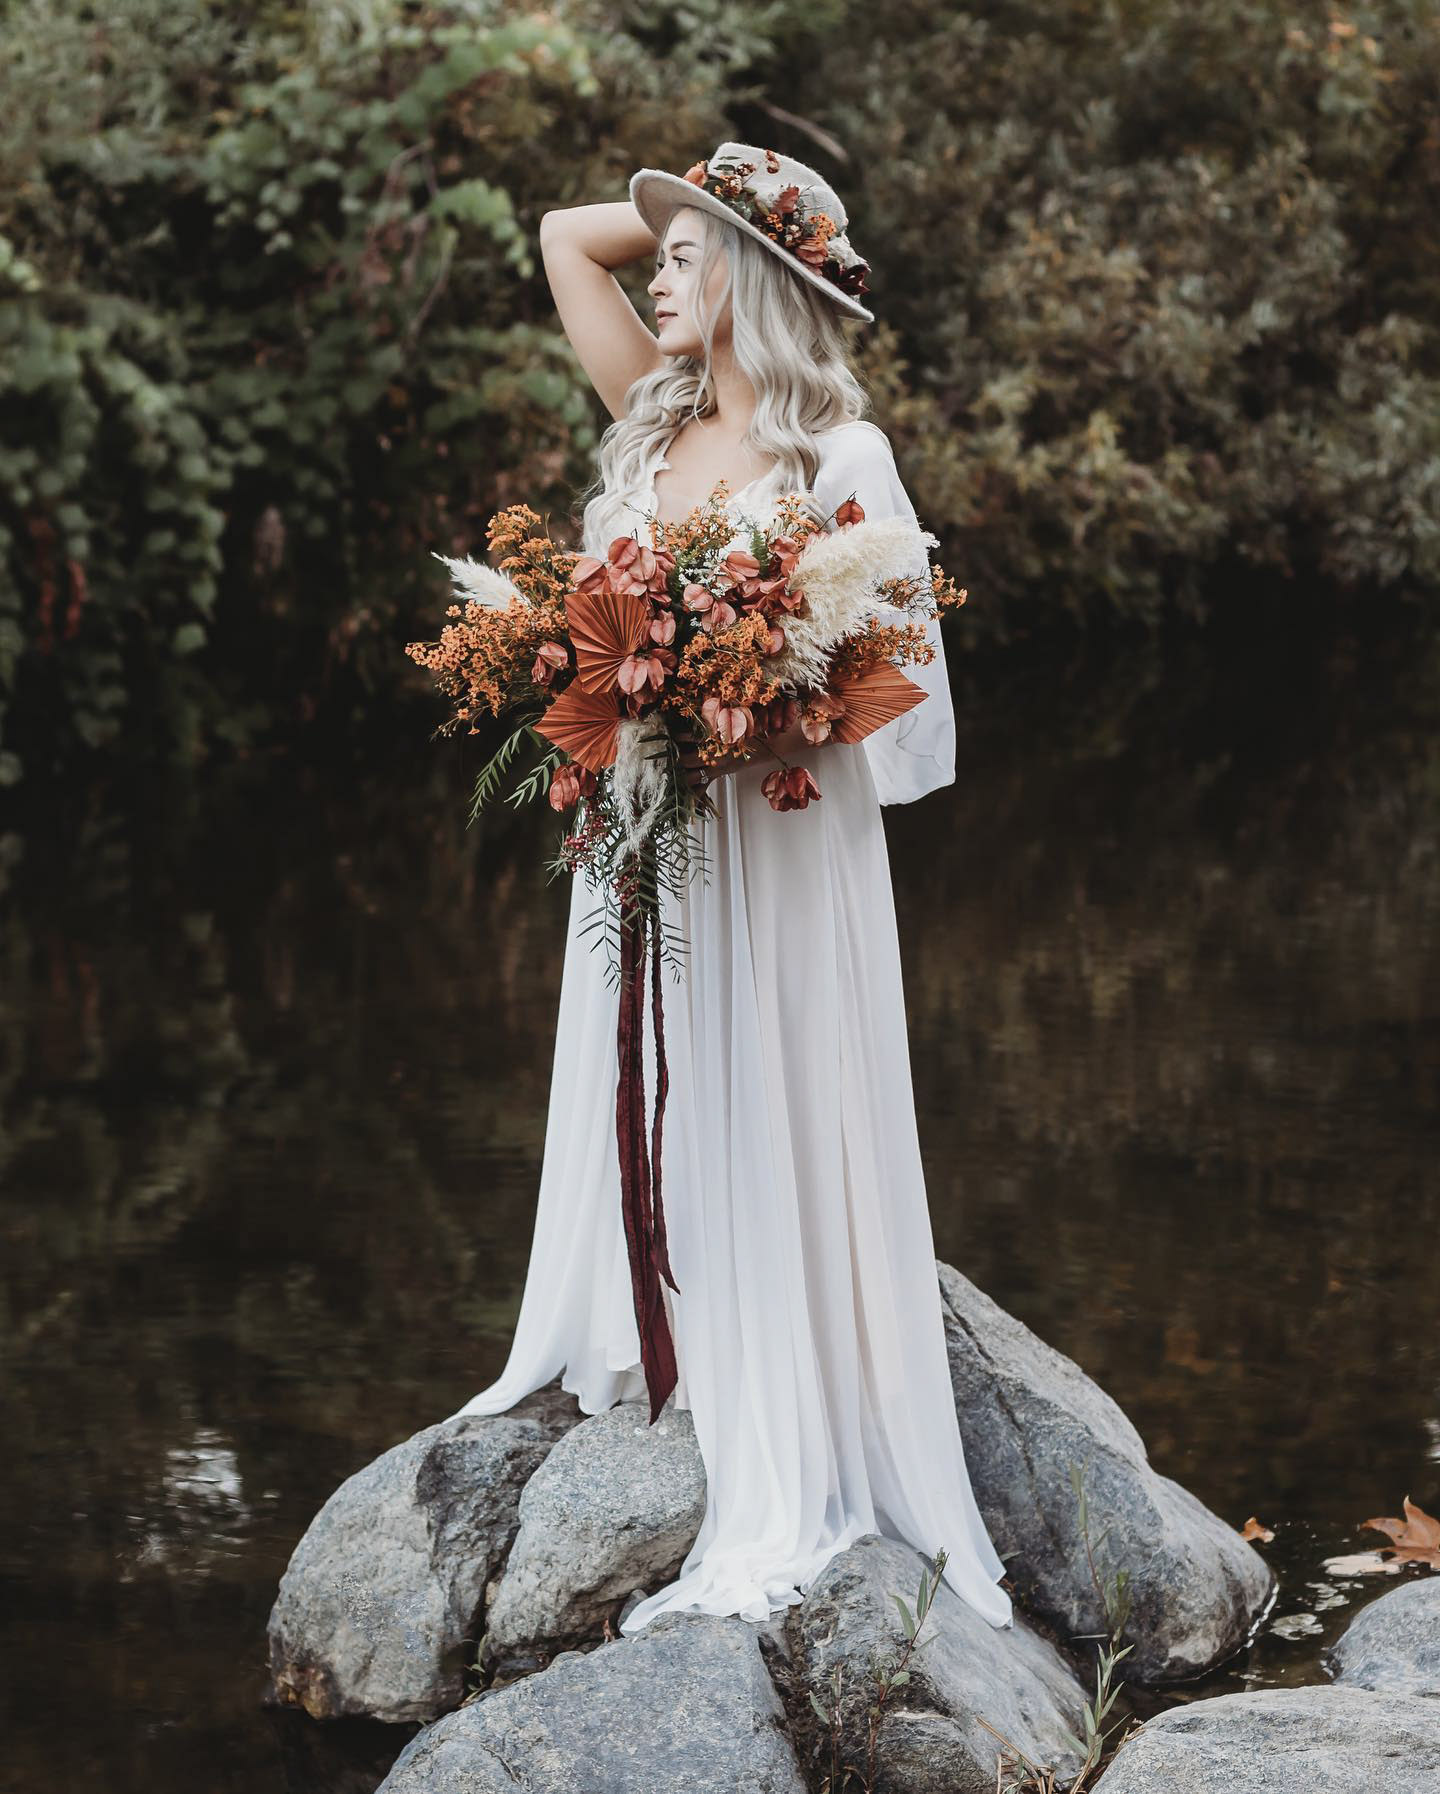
[813, 423, 957, 807]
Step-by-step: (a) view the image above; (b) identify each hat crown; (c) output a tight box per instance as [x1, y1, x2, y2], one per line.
[628, 140, 874, 320]
[704, 141, 851, 232]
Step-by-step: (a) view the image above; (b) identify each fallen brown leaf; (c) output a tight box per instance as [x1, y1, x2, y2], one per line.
[1360, 1493, 1440, 1568]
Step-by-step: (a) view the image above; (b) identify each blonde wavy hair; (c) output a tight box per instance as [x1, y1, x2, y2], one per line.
[576, 205, 871, 554]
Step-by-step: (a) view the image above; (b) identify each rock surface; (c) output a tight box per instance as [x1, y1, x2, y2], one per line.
[269, 1257, 1299, 1762]
[375, 1609, 808, 1793]
[785, 1534, 1089, 1794]
[1091, 1684, 1440, 1791]
[1328, 1576, 1440, 1694]
[480, 1399, 707, 1674]
[938, 1262, 1273, 1682]
[267, 1383, 580, 1723]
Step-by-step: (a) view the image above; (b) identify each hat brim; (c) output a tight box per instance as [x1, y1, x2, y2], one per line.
[629, 167, 875, 324]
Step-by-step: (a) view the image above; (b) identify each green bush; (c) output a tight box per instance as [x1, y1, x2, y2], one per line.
[1, 0, 1437, 782]
[0, 0, 730, 780]
[812, 0, 1440, 632]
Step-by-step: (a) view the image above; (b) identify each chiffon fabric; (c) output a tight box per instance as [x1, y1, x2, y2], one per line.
[445, 421, 1013, 1633]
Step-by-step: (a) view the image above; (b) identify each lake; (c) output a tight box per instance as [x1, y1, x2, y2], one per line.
[2, 613, 1436, 1790]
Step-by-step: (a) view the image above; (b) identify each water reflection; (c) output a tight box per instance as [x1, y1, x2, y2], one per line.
[2, 619, 1437, 1790]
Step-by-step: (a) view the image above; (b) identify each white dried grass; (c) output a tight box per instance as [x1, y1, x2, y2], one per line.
[430, 551, 524, 610]
[765, 516, 938, 690]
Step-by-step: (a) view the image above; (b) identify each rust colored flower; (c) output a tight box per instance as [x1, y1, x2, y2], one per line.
[795, 212, 837, 269]
[797, 691, 846, 744]
[683, 161, 708, 184]
[608, 535, 675, 600]
[834, 496, 865, 527]
[763, 622, 786, 656]
[761, 764, 822, 811]
[769, 534, 804, 577]
[649, 611, 677, 645]
[789, 764, 822, 803]
[682, 582, 714, 614]
[532, 639, 570, 685]
[571, 554, 611, 593]
[548, 763, 597, 811]
[617, 652, 667, 695]
[701, 695, 754, 744]
[720, 547, 763, 593]
[698, 598, 738, 634]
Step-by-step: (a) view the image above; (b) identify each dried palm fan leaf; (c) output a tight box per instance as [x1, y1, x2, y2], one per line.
[567, 588, 653, 694]
[534, 681, 623, 771]
[828, 663, 927, 744]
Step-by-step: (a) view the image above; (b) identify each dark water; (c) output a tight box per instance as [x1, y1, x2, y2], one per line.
[3, 618, 1438, 1792]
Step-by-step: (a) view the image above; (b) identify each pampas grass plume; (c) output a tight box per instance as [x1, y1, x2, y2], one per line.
[430, 551, 524, 610]
[767, 516, 938, 690]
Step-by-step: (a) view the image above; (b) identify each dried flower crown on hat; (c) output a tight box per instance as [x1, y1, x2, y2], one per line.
[629, 142, 875, 323]
[684, 147, 872, 304]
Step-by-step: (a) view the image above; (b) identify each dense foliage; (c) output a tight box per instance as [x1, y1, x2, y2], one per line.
[1, 0, 1436, 782]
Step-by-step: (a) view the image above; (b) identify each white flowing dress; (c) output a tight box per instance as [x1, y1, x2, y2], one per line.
[446, 420, 1014, 1634]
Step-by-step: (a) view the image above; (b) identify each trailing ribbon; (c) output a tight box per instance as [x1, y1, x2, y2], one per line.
[615, 854, 680, 1424]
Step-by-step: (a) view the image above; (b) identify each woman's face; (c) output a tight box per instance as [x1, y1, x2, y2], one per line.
[647, 206, 731, 356]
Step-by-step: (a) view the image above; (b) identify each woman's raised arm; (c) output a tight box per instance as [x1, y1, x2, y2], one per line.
[539, 202, 666, 421]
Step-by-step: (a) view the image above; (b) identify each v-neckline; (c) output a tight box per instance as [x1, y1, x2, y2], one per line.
[640, 421, 859, 528]
[645, 446, 775, 529]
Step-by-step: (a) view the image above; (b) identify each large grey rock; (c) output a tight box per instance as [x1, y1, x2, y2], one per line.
[1329, 1577, 1440, 1694]
[267, 1383, 581, 1723]
[480, 1399, 706, 1675]
[376, 1608, 808, 1793]
[785, 1534, 1089, 1794]
[1092, 1684, 1440, 1792]
[939, 1262, 1273, 1683]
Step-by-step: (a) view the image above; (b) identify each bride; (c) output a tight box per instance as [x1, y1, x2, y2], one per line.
[445, 142, 1014, 1635]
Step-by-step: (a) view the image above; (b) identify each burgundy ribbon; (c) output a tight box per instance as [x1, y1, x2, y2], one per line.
[615, 875, 680, 1424]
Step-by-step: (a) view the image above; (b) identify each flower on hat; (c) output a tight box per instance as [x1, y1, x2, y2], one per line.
[684, 149, 871, 306]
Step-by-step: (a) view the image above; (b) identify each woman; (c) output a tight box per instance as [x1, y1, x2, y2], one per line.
[445, 143, 1014, 1635]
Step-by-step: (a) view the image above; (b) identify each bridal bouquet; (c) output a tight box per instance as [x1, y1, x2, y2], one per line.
[406, 476, 967, 1420]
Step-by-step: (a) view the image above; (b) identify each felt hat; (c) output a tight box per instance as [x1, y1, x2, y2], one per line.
[629, 141, 874, 323]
